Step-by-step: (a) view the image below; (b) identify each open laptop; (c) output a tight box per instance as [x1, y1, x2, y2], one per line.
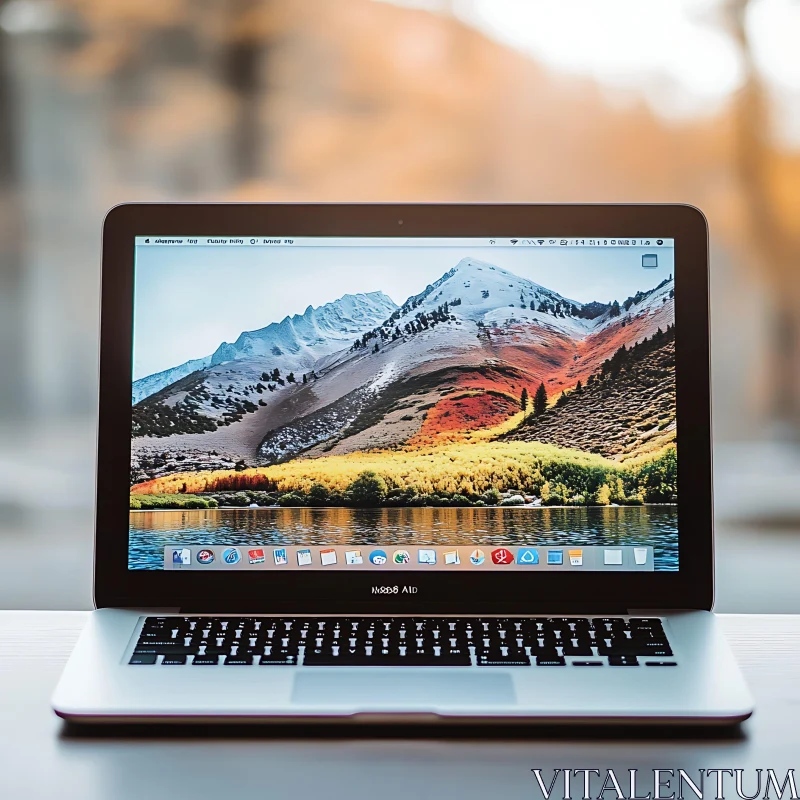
[52, 203, 753, 724]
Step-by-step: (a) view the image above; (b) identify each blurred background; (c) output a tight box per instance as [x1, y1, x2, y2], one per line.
[0, 0, 798, 610]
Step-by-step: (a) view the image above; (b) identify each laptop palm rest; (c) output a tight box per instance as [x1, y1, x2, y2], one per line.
[292, 671, 516, 707]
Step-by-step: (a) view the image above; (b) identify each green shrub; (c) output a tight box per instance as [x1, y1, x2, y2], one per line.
[483, 487, 502, 505]
[630, 447, 677, 502]
[277, 492, 306, 507]
[345, 471, 388, 507]
[182, 498, 207, 509]
[130, 493, 216, 510]
[306, 483, 330, 506]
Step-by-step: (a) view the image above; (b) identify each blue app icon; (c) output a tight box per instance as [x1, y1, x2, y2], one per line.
[517, 547, 539, 565]
[222, 547, 241, 565]
[547, 549, 564, 565]
[369, 549, 388, 565]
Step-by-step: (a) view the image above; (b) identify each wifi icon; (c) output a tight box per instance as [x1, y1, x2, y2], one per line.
[510, 239, 518, 245]
[537, 240, 544, 245]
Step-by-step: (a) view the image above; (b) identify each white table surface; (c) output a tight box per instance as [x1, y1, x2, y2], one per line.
[0, 612, 798, 800]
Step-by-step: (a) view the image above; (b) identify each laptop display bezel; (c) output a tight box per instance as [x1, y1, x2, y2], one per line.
[95, 203, 713, 613]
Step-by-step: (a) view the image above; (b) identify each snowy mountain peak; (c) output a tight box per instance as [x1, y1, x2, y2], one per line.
[133, 290, 398, 403]
[210, 291, 397, 366]
[400, 258, 582, 327]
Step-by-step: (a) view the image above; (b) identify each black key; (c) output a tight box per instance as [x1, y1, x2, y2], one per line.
[638, 644, 673, 656]
[224, 655, 254, 665]
[191, 656, 219, 665]
[129, 653, 157, 665]
[573, 661, 603, 666]
[536, 656, 566, 666]
[138, 638, 185, 648]
[412, 653, 472, 666]
[203, 646, 233, 657]
[645, 661, 677, 667]
[477, 654, 530, 666]
[608, 655, 639, 666]
[150, 645, 196, 656]
[598, 643, 640, 657]
[259, 652, 298, 665]
[130, 646, 161, 655]
[161, 655, 187, 665]
[561, 641, 594, 656]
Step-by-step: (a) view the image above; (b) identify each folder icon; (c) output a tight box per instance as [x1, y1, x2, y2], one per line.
[634, 547, 648, 565]
[568, 549, 583, 566]
[604, 549, 623, 565]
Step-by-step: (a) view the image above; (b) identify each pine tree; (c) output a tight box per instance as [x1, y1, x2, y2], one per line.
[286, 372, 296, 383]
[534, 382, 547, 416]
[302, 373, 307, 384]
[610, 300, 621, 317]
[575, 380, 582, 393]
[520, 387, 529, 411]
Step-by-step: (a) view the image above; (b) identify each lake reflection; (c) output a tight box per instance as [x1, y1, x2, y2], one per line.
[129, 506, 678, 571]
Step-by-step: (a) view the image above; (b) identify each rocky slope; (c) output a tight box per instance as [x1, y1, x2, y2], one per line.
[501, 326, 676, 461]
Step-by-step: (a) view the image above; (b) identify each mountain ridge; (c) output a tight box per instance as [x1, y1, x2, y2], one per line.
[133, 290, 397, 402]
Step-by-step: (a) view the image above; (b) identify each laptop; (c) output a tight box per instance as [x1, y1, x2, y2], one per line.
[52, 203, 753, 724]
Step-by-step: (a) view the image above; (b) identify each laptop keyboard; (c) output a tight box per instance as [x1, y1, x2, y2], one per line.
[130, 616, 675, 667]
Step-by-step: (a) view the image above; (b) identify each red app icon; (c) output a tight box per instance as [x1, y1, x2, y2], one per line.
[491, 548, 514, 565]
[248, 548, 265, 565]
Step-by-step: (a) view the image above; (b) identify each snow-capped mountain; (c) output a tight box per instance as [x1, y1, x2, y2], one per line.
[391, 257, 592, 335]
[132, 291, 397, 403]
[132, 356, 212, 404]
[209, 291, 397, 366]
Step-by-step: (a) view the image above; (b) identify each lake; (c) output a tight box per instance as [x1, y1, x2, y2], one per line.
[129, 505, 678, 571]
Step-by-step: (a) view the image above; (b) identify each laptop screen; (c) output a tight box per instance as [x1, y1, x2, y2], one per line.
[129, 236, 676, 573]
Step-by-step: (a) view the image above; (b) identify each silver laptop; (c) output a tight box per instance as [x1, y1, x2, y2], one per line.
[52, 203, 753, 724]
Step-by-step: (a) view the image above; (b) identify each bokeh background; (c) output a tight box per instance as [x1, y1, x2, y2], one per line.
[0, 0, 798, 610]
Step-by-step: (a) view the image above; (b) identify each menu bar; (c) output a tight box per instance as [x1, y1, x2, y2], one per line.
[136, 237, 674, 249]
[164, 544, 654, 571]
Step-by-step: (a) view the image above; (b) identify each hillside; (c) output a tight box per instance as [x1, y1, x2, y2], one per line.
[132, 290, 397, 403]
[502, 325, 675, 461]
[130, 258, 675, 484]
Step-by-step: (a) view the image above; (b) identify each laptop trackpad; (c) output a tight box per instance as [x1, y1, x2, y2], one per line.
[292, 671, 516, 708]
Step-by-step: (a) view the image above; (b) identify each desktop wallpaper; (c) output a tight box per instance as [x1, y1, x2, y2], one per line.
[128, 242, 677, 570]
